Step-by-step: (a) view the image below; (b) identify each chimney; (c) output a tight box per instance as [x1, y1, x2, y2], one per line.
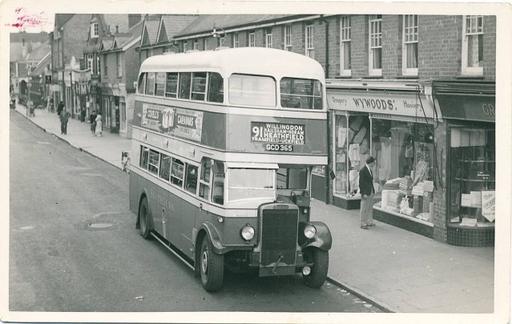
[115, 25, 119, 34]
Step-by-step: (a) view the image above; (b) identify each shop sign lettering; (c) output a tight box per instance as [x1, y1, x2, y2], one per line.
[251, 122, 305, 146]
[327, 92, 436, 118]
[482, 103, 495, 117]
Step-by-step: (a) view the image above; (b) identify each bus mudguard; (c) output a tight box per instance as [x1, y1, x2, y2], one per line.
[198, 221, 224, 254]
[302, 221, 332, 251]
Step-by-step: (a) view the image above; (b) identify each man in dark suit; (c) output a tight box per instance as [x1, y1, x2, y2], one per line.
[359, 156, 376, 229]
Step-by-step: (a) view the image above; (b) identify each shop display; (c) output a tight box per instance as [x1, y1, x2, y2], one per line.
[448, 127, 495, 227]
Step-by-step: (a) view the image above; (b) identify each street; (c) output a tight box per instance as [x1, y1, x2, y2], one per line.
[9, 111, 382, 313]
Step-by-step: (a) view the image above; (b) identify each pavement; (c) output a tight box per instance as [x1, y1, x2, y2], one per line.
[12, 104, 495, 313]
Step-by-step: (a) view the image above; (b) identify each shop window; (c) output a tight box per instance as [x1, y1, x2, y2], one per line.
[191, 72, 207, 101]
[207, 72, 224, 103]
[372, 120, 435, 223]
[159, 153, 171, 181]
[178, 72, 191, 99]
[170, 157, 184, 187]
[340, 16, 352, 77]
[280, 77, 322, 109]
[368, 15, 382, 76]
[165, 72, 178, 98]
[448, 127, 495, 227]
[333, 115, 371, 198]
[229, 74, 276, 107]
[402, 15, 418, 76]
[148, 149, 160, 175]
[462, 15, 484, 76]
[185, 164, 198, 194]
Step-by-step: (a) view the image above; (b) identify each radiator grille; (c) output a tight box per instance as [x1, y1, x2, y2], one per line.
[260, 208, 298, 266]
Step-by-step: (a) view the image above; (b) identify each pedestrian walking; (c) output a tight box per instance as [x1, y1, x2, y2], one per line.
[359, 156, 376, 229]
[60, 110, 70, 135]
[95, 113, 103, 136]
[89, 110, 97, 135]
[57, 101, 64, 116]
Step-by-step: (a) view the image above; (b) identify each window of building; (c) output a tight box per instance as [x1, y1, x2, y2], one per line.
[340, 16, 352, 76]
[191, 72, 207, 101]
[103, 56, 108, 76]
[155, 72, 166, 96]
[462, 15, 484, 76]
[284, 24, 292, 50]
[203, 38, 208, 50]
[116, 52, 123, 78]
[178, 72, 191, 99]
[170, 158, 185, 187]
[402, 15, 418, 76]
[183, 42, 188, 53]
[265, 29, 273, 48]
[305, 24, 315, 58]
[248, 32, 256, 47]
[229, 74, 276, 107]
[369, 15, 383, 76]
[87, 57, 93, 71]
[280, 77, 322, 109]
[91, 23, 99, 38]
[146, 72, 155, 95]
[232, 33, 239, 48]
[218, 36, 226, 48]
[207, 72, 224, 103]
[193, 40, 199, 50]
[165, 72, 178, 98]
[159, 154, 171, 181]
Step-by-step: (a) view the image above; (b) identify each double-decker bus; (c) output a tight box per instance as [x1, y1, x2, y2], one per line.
[129, 47, 332, 292]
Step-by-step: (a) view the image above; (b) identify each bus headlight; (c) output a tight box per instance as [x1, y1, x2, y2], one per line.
[241, 225, 255, 241]
[304, 224, 317, 239]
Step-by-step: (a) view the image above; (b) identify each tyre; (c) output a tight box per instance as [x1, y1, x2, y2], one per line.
[303, 248, 329, 288]
[138, 197, 152, 239]
[199, 236, 224, 292]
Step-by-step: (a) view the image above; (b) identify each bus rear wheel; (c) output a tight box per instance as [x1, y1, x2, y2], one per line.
[199, 236, 224, 292]
[138, 197, 151, 239]
[303, 248, 329, 288]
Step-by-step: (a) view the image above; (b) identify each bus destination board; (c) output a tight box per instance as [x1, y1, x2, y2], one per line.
[251, 122, 305, 152]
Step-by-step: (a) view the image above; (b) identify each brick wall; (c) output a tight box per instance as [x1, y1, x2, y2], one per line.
[483, 15, 496, 80]
[382, 15, 401, 78]
[271, 25, 283, 49]
[291, 22, 305, 55]
[418, 15, 462, 79]
[351, 15, 368, 78]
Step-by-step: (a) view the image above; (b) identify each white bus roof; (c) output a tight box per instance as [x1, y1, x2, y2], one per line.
[140, 47, 325, 81]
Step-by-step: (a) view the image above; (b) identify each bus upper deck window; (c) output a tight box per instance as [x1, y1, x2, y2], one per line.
[178, 72, 192, 99]
[229, 74, 276, 107]
[155, 72, 166, 96]
[280, 78, 323, 110]
[146, 72, 156, 96]
[191, 72, 207, 101]
[165, 72, 178, 98]
[138, 73, 146, 94]
[207, 72, 224, 103]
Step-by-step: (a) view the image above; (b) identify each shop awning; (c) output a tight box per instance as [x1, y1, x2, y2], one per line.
[435, 94, 495, 122]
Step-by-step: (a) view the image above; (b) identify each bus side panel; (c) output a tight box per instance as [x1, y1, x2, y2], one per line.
[166, 189, 197, 258]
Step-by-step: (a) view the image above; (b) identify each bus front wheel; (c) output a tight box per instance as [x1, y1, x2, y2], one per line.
[199, 236, 224, 292]
[303, 248, 329, 288]
[138, 197, 151, 239]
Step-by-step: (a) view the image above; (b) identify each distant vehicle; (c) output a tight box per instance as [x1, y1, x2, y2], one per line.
[129, 48, 332, 292]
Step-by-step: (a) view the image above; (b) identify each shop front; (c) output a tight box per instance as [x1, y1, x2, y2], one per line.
[324, 80, 440, 237]
[433, 80, 495, 247]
